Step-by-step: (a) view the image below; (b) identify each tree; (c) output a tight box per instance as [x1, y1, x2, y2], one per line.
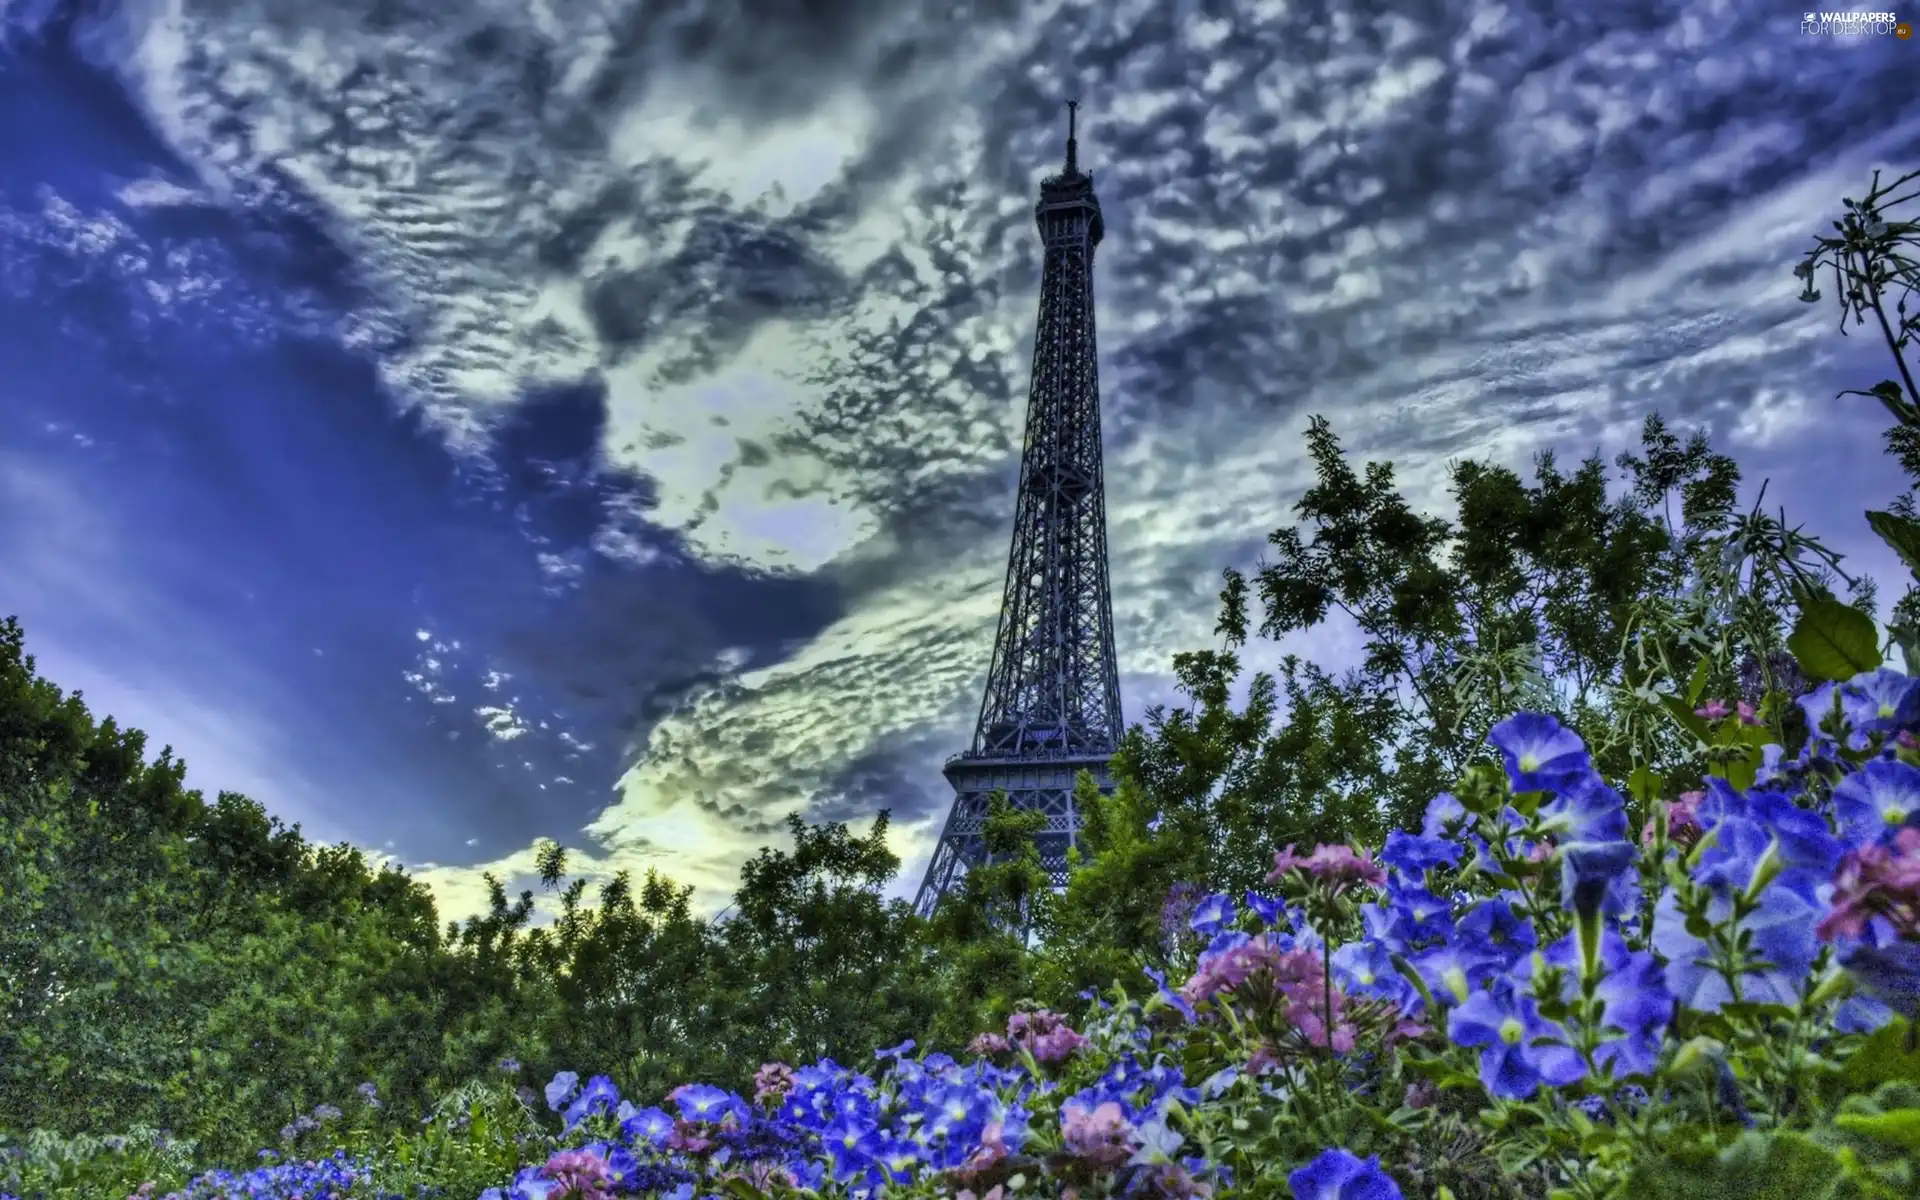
[1046, 414, 1850, 964]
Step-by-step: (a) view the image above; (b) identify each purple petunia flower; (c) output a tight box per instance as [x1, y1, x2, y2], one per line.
[1332, 938, 1421, 1012]
[1840, 937, 1920, 1019]
[1830, 758, 1920, 851]
[1288, 1147, 1405, 1200]
[1456, 897, 1538, 969]
[1245, 890, 1287, 926]
[1651, 883, 1821, 1011]
[1537, 773, 1629, 845]
[1488, 713, 1593, 794]
[1380, 829, 1462, 878]
[1448, 982, 1585, 1100]
[1532, 930, 1673, 1079]
[1839, 668, 1920, 739]
[1421, 792, 1468, 838]
[1189, 891, 1236, 937]
[1560, 840, 1637, 920]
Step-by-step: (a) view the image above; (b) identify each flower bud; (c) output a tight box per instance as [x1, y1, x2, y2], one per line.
[1743, 839, 1787, 903]
[1807, 964, 1857, 1010]
[1669, 1036, 1726, 1079]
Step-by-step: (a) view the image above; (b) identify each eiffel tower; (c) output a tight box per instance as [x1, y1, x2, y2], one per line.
[914, 102, 1124, 917]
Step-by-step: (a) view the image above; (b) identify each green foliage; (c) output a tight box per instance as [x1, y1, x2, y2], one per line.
[0, 612, 947, 1175]
[1790, 595, 1886, 682]
[1038, 410, 1836, 952]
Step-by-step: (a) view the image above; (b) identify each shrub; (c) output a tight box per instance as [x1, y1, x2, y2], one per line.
[12, 663, 1920, 1200]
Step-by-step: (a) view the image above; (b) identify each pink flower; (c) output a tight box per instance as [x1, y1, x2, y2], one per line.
[1266, 843, 1387, 890]
[1061, 1099, 1135, 1167]
[1006, 1010, 1086, 1064]
[1246, 1041, 1282, 1076]
[1141, 1162, 1212, 1198]
[666, 1120, 715, 1153]
[752, 1062, 796, 1108]
[948, 1121, 1013, 1182]
[1180, 935, 1358, 1051]
[968, 1031, 1012, 1057]
[541, 1148, 617, 1200]
[1737, 701, 1761, 726]
[956, 1189, 1006, 1200]
[1818, 827, 1920, 942]
[1695, 698, 1731, 720]
[1642, 792, 1705, 850]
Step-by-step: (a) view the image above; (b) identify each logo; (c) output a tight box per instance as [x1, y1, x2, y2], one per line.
[1802, 10, 1905, 35]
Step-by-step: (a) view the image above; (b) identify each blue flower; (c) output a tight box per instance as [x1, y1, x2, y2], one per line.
[1421, 792, 1468, 838]
[1839, 668, 1920, 737]
[1535, 930, 1672, 1078]
[1799, 682, 1849, 746]
[1742, 787, 1842, 877]
[1333, 939, 1420, 1011]
[1538, 773, 1628, 845]
[1448, 983, 1585, 1100]
[1143, 964, 1198, 1023]
[543, 1070, 580, 1112]
[1380, 829, 1461, 877]
[561, 1074, 621, 1131]
[1841, 938, 1920, 1019]
[822, 1116, 887, 1181]
[1380, 883, 1456, 947]
[1455, 897, 1537, 969]
[1190, 891, 1235, 937]
[671, 1082, 747, 1124]
[1488, 713, 1592, 794]
[1560, 839, 1636, 919]
[1245, 890, 1287, 926]
[1651, 883, 1820, 1011]
[1288, 1147, 1405, 1200]
[1203, 929, 1252, 960]
[1413, 939, 1501, 1007]
[620, 1105, 675, 1146]
[1830, 758, 1920, 850]
[1835, 993, 1896, 1034]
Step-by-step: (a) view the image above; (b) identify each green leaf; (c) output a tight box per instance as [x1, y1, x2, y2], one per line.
[1630, 1130, 1845, 1200]
[1867, 510, 1920, 580]
[1834, 1108, 1920, 1152]
[1788, 596, 1883, 682]
[1844, 1021, 1920, 1090]
[1626, 764, 1665, 808]
[1661, 692, 1711, 743]
[1686, 654, 1714, 706]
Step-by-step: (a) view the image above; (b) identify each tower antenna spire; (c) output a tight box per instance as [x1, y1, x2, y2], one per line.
[1065, 99, 1079, 174]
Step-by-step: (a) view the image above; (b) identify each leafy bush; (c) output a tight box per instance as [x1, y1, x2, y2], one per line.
[9, 657, 1920, 1199]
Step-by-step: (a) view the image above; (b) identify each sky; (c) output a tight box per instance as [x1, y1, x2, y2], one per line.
[1, 0, 1916, 925]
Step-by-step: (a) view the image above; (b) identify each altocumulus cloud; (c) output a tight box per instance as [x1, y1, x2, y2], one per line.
[27, 0, 1920, 916]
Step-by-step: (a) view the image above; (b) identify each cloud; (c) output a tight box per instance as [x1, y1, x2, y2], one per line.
[44, 0, 1920, 917]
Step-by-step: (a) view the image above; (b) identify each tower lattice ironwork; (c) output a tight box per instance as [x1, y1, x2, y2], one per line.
[914, 102, 1124, 918]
